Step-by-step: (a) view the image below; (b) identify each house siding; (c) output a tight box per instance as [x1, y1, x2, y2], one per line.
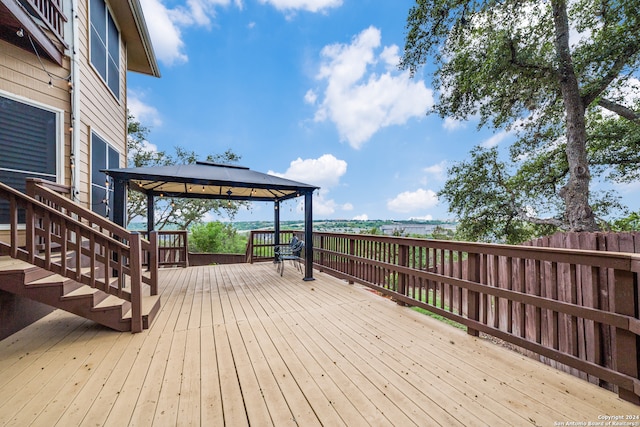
[76, 0, 128, 208]
[1, 0, 136, 339]
[0, 39, 72, 184]
[0, 39, 71, 340]
[1, 2, 128, 221]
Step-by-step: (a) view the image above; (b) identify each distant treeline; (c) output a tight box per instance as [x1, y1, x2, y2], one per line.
[232, 219, 457, 234]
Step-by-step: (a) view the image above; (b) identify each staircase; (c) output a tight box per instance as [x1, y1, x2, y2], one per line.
[0, 179, 160, 333]
[0, 257, 160, 331]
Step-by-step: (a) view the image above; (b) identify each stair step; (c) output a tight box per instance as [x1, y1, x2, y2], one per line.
[0, 257, 31, 271]
[0, 256, 160, 332]
[62, 285, 108, 307]
[123, 295, 162, 329]
[26, 273, 69, 286]
[92, 295, 126, 311]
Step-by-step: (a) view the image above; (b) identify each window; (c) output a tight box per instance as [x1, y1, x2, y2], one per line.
[91, 133, 119, 220]
[0, 94, 59, 223]
[90, 0, 120, 97]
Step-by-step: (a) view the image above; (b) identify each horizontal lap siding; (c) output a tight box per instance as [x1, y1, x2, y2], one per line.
[76, 0, 127, 207]
[0, 34, 72, 337]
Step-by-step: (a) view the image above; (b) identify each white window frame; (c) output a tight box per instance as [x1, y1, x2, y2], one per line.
[0, 90, 64, 230]
[89, 0, 121, 100]
[90, 130, 120, 220]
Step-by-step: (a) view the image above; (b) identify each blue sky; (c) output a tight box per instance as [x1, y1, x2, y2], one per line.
[127, 0, 639, 223]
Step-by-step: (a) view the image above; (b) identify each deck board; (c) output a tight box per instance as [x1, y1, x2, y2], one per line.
[0, 262, 638, 426]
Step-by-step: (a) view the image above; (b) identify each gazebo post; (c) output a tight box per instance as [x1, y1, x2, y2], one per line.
[303, 190, 314, 281]
[112, 178, 127, 228]
[274, 200, 280, 256]
[146, 193, 155, 232]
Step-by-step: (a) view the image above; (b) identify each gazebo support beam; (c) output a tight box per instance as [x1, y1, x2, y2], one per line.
[274, 200, 280, 250]
[304, 191, 314, 281]
[113, 179, 127, 228]
[147, 193, 155, 232]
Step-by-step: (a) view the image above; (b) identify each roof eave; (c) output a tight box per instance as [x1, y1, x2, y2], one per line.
[110, 0, 160, 78]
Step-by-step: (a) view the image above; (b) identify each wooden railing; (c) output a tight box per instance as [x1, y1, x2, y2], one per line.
[0, 180, 158, 332]
[25, 0, 67, 44]
[247, 229, 640, 404]
[142, 230, 188, 268]
[247, 230, 300, 263]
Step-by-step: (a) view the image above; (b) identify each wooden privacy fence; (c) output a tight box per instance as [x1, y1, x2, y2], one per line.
[308, 231, 640, 404]
[524, 232, 640, 388]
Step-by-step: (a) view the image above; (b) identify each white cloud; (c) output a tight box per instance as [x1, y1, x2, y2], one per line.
[387, 188, 438, 213]
[268, 154, 347, 189]
[443, 117, 466, 131]
[423, 161, 447, 181]
[258, 0, 342, 13]
[304, 89, 318, 105]
[312, 26, 434, 149]
[268, 154, 348, 217]
[140, 0, 242, 66]
[480, 130, 510, 148]
[128, 90, 163, 127]
[140, 0, 188, 65]
[353, 214, 368, 220]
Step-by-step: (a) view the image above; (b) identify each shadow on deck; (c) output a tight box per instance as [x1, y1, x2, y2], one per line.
[0, 263, 637, 426]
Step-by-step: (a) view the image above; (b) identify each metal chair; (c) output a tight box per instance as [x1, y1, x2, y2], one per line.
[275, 236, 304, 276]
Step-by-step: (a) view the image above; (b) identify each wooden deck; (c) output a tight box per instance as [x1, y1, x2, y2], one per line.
[0, 263, 637, 426]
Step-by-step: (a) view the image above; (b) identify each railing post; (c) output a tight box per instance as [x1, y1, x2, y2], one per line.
[614, 268, 640, 404]
[319, 235, 325, 272]
[348, 237, 355, 284]
[9, 196, 18, 258]
[130, 232, 143, 333]
[246, 231, 254, 263]
[467, 252, 481, 337]
[148, 230, 159, 296]
[397, 243, 409, 306]
[26, 202, 35, 264]
[182, 230, 189, 268]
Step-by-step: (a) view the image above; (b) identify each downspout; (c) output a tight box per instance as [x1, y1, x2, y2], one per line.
[69, 0, 81, 202]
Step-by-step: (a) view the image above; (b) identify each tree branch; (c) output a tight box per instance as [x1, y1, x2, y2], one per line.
[582, 44, 640, 106]
[507, 38, 554, 76]
[597, 98, 640, 122]
[516, 208, 567, 228]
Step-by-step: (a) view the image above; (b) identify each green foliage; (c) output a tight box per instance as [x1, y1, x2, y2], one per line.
[189, 222, 247, 254]
[402, 0, 640, 241]
[429, 226, 455, 240]
[588, 101, 640, 184]
[610, 211, 640, 232]
[126, 112, 246, 229]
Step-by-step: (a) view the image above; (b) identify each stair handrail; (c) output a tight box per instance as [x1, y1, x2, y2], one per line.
[26, 179, 158, 294]
[0, 181, 157, 332]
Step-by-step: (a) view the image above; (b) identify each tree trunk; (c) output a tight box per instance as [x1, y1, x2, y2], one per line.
[551, 0, 599, 232]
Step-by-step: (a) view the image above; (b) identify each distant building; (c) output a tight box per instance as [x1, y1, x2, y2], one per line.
[380, 223, 456, 236]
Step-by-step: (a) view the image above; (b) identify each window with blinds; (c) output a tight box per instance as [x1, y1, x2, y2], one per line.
[0, 95, 58, 223]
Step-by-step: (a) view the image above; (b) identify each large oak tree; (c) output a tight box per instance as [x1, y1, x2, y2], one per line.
[127, 113, 243, 229]
[401, 0, 640, 242]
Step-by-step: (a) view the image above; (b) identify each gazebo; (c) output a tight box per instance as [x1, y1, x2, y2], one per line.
[103, 161, 320, 280]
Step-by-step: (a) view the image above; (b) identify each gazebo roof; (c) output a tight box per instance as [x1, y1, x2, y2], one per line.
[104, 161, 319, 202]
